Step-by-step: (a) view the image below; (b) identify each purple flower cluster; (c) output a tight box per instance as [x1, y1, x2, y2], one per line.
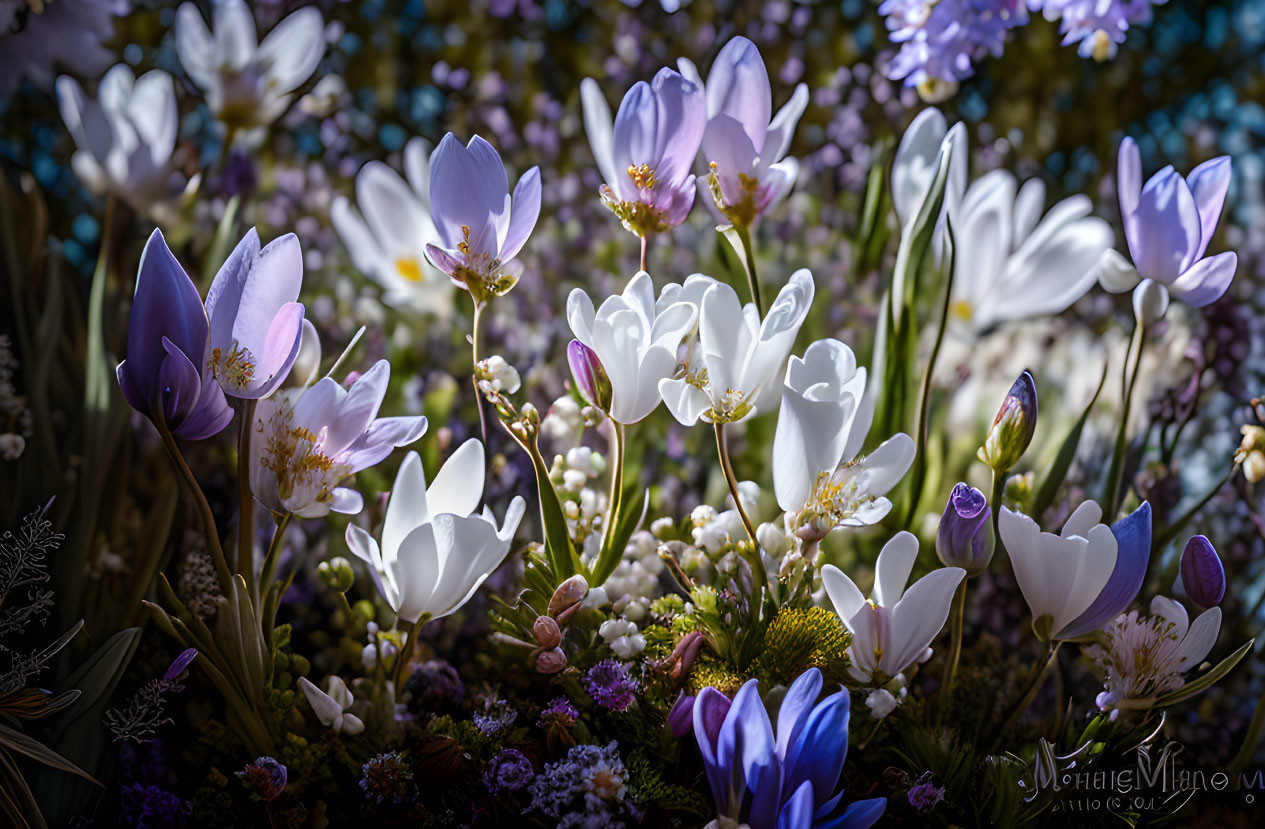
[484, 748, 535, 794]
[1033, 0, 1165, 60]
[881, 0, 1028, 88]
[582, 660, 639, 711]
[538, 696, 580, 728]
[473, 697, 518, 735]
[907, 775, 947, 812]
[527, 741, 629, 827]
[359, 751, 417, 806]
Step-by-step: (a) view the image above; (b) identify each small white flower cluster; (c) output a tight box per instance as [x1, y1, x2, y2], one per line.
[552, 446, 610, 558]
[865, 673, 909, 720]
[598, 617, 646, 659]
[690, 505, 748, 555]
[476, 354, 522, 395]
[540, 393, 608, 449]
[600, 530, 666, 622]
[361, 621, 399, 671]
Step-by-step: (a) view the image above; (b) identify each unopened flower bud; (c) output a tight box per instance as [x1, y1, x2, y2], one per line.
[318, 557, 355, 592]
[548, 574, 589, 618]
[1180, 535, 1225, 608]
[936, 483, 994, 575]
[1132, 279, 1170, 327]
[535, 647, 567, 674]
[567, 340, 613, 412]
[978, 371, 1037, 474]
[532, 615, 563, 648]
[1236, 426, 1265, 483]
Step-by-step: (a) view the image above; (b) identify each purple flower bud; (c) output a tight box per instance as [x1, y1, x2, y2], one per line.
[936, 483, 994, 575]
[164, 648, 198, 681]
[978, 370, 1037, 473]
[1180, 535, 1225, 607]
[566, 339, 613, 412]
[667, 692, 696, 738]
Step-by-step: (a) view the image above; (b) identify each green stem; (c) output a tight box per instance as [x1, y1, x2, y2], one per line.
[734, 223, 763, 316]
[640, 233, 648, 274]
[904, 242, 956, 528]
[1104, 319, 1146, 516]
[989, 468, 1005, 552]
[1155, 465, 1236, 581]
[471, 298, 488, 443]
[990, 641, 1061, 753]
[714, 422, 766, 589]
[394, 618, 424, 691]
[592, 421, 625, 583]
[940, 578, 968, 704]
[156, 414, 232, 593]
[237, 398, 258, 587]
[257, 513, 293, 600]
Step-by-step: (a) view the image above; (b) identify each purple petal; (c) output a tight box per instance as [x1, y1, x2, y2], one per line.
[722, 679, 779, 829]
[781, 687, 850, 816]
[247, 301, 305, 399]
[1185, 156, 1231, 258]
[1180, 535, 1225, 608]
[340, 415, 429, 473]
[164, 648, 198, 680]
[1169, 251, 1237, 307]
[819, 797, 887, 829]
[424, 243, 463, 279]
[427, 133, 509, 256]
[650, 67, 705, 188]
[704, 37, 771, 165]
[775, 667, 823, 761]
[693, 686, 734, 810]
[668, 692, 696, 739]
[1116, 137, 1142, 221]
[612, 80, 655, 187]
[324, 359, 390, 455]
[1127, 167, 1202, 282]
[157, 337, 201, 426]
[777, 780, 815, 829]
[175, 369, 233, 441]
[204, 227, 261, 355]
[1058, 501, 1151, 639]
[501, 165, 540, 261]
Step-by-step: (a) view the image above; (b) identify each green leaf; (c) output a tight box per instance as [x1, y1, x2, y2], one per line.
[0, 724, 97, 784]
[524, 434, 581, 582]
[0, 747, 44, 829]
[1154, 638, 1254, 707]
[1030, 360, 1108, 521]
[200, 194, 241, 292]
[592, 488, 649, 586]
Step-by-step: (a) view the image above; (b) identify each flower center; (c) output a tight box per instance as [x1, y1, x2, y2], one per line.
[209, 340, 257, 389]
[626, 163, 657, 191]
[394, 257, 423, 282]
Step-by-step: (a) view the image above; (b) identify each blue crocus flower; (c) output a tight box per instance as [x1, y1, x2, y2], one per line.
[1058, 501, 1151, 640]
[693, 667, 886, 829]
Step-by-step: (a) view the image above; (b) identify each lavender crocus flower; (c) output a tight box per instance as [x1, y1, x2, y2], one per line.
[250, 360, 427, 517]
[117, 230, 233, 441]
[1179, 535, 1225, 608]
[204, 229, 305, 399]
[581, 68, 705, 237]
[936, 483, 994, 574]
[693, 668, 886, 828]
[880, 0, 1028, 97]
[1, 0, 127, 97]
[424, 133, 540, 303]
[1101, 137, 1236, 307]
[1057, 501, 1151, 640]
[677, 36, 808, 227]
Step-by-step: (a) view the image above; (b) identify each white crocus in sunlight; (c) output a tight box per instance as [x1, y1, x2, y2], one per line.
[251, 360, 428, 518]
[949, 170, 1114, 332]
[891, 106, 967, 236]
[56, 65, 187, 218]
[772, 338, 913, 536]
[822, 531, 966, 683]
[331, 137, 452, 315]
[344, 442, 526, 624]
[175, 0, 325, 132]
[658, 270, 814, 425]
[1086, 596, 1222, 712]
[297, 676, 364, 735]
[566, 271, 698, 424]
[999, 502, 1119, 641]
[676, 36, 809, 226]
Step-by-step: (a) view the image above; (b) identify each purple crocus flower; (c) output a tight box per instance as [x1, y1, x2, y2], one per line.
[117, 229, 233, 441]
[693, 668, 886, 829]
[163, 648, 198, 681]
[678, 36, 808, 227]
[936, 483, 994, 575]
[249, 359, 428, 517]
[581, 67, 705, 236]
[424, 133, 540, 302]
[1057, 501, 1151, 640]
[1108, 137, 1236, 307]
[204, 228, 305, 399]
[1179, 535, 1225, 608]
[566, 339, 612, 411]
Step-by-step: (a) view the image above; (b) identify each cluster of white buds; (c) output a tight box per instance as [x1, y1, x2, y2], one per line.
[598, 618, 646, 659]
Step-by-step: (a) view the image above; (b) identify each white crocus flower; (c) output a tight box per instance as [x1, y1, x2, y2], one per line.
[345, 442, 526, 625]
[331, 137, 452, 315]
[999, 502, 1119, 640]
[566, 271, 698, 424]
[175, 0, 325, 131]
[949, 170, 1114, 332]
[297, 676, 364, 735]
[658, 270, 814, 425]
[822, 532, 966, 683]
[772, 338, 913, 536]
[1087, 596, 1222, 711]
[56, 65, 186, 218]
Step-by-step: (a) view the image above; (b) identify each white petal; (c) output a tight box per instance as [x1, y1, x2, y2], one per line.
[1174, 607, 1221, 670]
[821, 564, 866, 625]
[426, 438, 486, 518]
[873, 531, 919, 607]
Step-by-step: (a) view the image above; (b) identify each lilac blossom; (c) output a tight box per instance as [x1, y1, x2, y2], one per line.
[204, 228, 305, 399]
[117, 230, 233, 441]
[484, 748, 535, 794]
[581, 67, 705, 236]
[424, 133, 541, 302]
[880, 0, 1028, 93]
[1033, 0, 1166, 61]
[583, 659, 639, 711]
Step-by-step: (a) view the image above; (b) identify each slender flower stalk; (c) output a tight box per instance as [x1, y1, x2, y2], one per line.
[237, 398, 257, 581]
[155, 411, 232, 593]
[1103, 313, 1145, 514]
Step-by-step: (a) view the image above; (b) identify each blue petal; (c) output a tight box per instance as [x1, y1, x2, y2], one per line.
[776, 667, 823, 762]
[816, 797, 887, 829]
[722, 679, 780, 829]
[782, 688, 850, 815]
[777, 779, 815, 829]
[1058, 501, 1150, 639]
[693, 686, 734, 812]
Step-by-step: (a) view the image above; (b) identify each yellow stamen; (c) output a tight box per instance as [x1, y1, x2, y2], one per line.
[395, 257, 423, 282]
